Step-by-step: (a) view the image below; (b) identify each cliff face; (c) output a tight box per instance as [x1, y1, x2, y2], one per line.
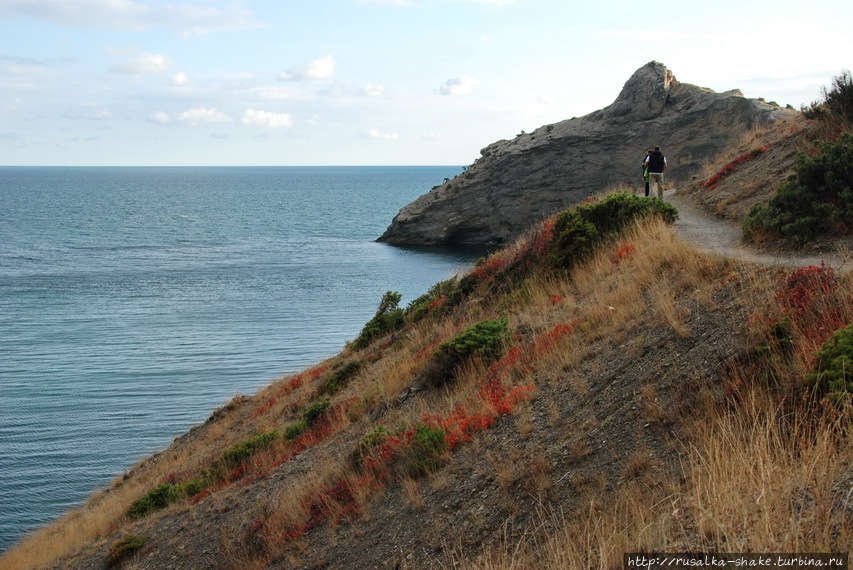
[377, 61, 798, 246]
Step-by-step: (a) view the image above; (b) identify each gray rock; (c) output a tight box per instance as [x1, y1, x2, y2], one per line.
[377, 61, 797, 247]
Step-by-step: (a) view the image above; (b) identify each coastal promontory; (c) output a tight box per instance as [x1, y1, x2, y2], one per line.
[377, 61, 799, 246]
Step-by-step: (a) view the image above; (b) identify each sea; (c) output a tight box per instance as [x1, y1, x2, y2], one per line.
[0, 166, 486, 553]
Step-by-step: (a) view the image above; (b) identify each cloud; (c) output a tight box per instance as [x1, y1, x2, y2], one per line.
[364, 84, 385, 96]
[279, 55, 336, 82]
[176, 107, 232, 126]
[365, 128, 399, 140]
[439, 75, 480, 95]
[170, 71, 189, 86]
[110, 53, 173, 74]
[242, 109, 293, 129]
[148, 111, 171, 125]
[0, 0, 264, 36]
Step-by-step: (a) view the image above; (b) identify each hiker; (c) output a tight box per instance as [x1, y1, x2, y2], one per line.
[642, 148, 652, 197]
[644, 145, 667, 199]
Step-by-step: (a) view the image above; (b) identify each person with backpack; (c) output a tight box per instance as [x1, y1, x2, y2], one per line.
[644, 145, 667, 199]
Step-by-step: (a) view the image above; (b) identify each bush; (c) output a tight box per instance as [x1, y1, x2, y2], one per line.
[809, 323, 853, 403]
[551, 192, 677, 269]
[321, 360, 363, 394]
[127, 484, 179, 519]
[822, 69, 853, 125]
[284, 420, 307, 441]
[351, 291, 405, 349]
[744, 133, 853, 242]
[351, 425, 391, 467]
[105, 534, 149, 567]
[401, 424, 448, 478]
[419, 317, 511, 388]
[303, 399, 331, 425]
[221, 430, 280, 467]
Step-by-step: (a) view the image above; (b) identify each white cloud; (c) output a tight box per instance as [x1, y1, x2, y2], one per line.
[439, 75, 480, 95]
[176, 107, 232, 126]
[0, 0, 264, 35]
[170, 71, 189, 86]
[364, 83, 385, 96]
[110, 53, 172, 74]
[279, 55, 336, 82]
[148, 111, 171, 125]
[242, 109, 293, 129]
[365, 128, 398, 140]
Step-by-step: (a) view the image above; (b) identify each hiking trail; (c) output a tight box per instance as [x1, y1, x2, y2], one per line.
[667, 189, 850, 273]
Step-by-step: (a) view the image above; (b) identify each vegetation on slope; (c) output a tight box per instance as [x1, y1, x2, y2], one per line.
[2, 191, 852, 569]
[743, 70, 853, 244]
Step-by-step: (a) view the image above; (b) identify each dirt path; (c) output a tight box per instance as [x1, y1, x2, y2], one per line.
[666, 189, 851, 273]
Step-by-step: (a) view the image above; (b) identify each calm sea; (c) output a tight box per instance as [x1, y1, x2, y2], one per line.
[0, 166, 483, 552]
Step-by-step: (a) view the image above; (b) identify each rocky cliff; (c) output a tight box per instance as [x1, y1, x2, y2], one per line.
[377, 61, 799, 246]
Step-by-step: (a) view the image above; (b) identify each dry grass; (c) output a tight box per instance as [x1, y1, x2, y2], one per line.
[5, 206, 853, 569]
[452, 389, 852, 569]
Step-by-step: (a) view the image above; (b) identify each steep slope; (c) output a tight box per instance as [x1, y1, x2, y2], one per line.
[377, 61, 799, 247]
[5, 194, 851, 570]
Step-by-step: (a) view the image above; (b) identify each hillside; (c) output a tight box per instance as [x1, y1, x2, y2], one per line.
[4, 198, 852, 568]
[4, 83, 853, 569]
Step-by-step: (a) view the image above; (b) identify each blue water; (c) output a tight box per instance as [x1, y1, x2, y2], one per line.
[0, 166, 482, 553]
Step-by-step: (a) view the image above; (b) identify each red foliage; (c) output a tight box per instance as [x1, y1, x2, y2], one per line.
[251, 397, 278, 419]
[702, 146, 770, 189]
[611, 242, 636, 266]
[471, 217, 557, 283]
[775, 263, 844, 354]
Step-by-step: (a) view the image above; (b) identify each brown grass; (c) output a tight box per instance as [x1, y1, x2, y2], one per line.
[5, 206, 853, 569]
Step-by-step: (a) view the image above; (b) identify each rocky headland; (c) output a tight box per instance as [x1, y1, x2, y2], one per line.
[377, 61, 799, 247]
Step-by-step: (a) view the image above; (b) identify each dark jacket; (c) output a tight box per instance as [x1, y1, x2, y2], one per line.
[646, 150, 666, 173]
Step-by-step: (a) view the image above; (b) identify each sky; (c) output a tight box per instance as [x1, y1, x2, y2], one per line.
[1, 0, 851, 166]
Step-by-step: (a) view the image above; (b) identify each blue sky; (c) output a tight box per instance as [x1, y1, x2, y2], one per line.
[1, 0, 851, 166]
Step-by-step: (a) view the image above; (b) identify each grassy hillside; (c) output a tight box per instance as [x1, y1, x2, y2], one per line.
[3, 184, 851, 569]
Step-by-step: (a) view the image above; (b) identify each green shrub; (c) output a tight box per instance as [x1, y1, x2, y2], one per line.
[822, 69, 853, 124]
[351, 425, 391, 467]
[809, 323, 853, 403]
[303, 399, 331, 425]
[756, 316, 795, 357]
[127, 483, 179, 519]
[176, 478, 206, 499]
[105, 534, 149, 567]
[126, 477, 209, 520]
[442, 317, 509, 361]
[221, 430, 280, 467]
[420, 317, 510, 388]
[351, 291, 405, 349]
[321, 360, 363, 394]
[744, 133, 853, 243]
[551, 192, 677, 269]
[401, 424, 448, 478]
[283, 420, 307, 440]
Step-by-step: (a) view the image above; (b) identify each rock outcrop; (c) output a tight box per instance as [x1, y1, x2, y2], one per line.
[377, 61, 799, 246]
